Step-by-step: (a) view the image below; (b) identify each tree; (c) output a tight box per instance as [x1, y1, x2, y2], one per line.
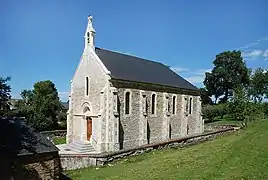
[204, 51, 250, 103]
[248, 68, 268, 102]
[199, 88, 213, 105]
[228, 86, 250, 122]
[15, 80, 64, 131]
[0, 77, 11, 114]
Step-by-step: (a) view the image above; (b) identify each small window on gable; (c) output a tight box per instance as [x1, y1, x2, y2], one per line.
[189, 97, 192, 114]
[125, 92, 130, 115]
[172, 96, 176, 114]
[151, 94, 156, 114]
[87, 32, 90, 44]
[86, 77, 89, 96]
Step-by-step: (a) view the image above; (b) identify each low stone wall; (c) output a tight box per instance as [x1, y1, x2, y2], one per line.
[60, 155, 98, 170]
[204, 124, 240, 132]
[40, 130, 67, 138]
[60, 126, 240, 170]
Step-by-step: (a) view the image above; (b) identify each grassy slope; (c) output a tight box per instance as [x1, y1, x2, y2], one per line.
[66, 120, 268, 180]
[53, 136, 66, 145]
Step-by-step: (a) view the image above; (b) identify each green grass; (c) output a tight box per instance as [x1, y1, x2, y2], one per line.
[206, 120, 242, 126]
[52, 136, 66, 145]
[65, 120, 268, 180]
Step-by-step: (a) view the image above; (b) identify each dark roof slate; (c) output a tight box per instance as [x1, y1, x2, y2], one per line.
[95, 48, 198, 90]
[0, 117, 58, 156]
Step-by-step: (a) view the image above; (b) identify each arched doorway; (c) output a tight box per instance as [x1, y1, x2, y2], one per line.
[83, 105, 92, 141]
[86, 116, 92, 141]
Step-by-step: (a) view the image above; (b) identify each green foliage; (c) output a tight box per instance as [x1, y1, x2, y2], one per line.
[204, 50, 250, 103]
[228, 87, 249, 121]
[199, 88, 213, 105]
[52, 136, 66, 145]
[14, 80, 65, 131]
[202, 103, 228, 122]
[228, 87, 265, 122]
[202, 105, 216, 122]
[262, 102, 268, 118]
[0, 76, 11, 114]
[248, 68, 268, 102]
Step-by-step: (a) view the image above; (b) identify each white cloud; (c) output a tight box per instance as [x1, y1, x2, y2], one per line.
[238, 36, 268, 50]
[185, 76, 205, 84]
[170, 67, 189, 74]
[242, 49, 263, 59]
[184, 69, 212, 85]
[58, 91, 69, 101]
[171, 67, 211, 86]
[260, 37, 268, 41]
[263, 50, 268, 61]
[239, 42, 259, 50]
[195, 69, 212, 76]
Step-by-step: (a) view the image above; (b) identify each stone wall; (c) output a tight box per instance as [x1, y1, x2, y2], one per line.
[0, 152, 60, 180]
[117, 88, 141, 149]
[146, 92, 165, 143]
[60, 155, 97, 170]
[115, 83, 203, 150]
[170, 94, 183, 139]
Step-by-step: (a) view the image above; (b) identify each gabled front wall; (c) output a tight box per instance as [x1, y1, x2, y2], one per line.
[67, 47, 110, 151]
[113, 80, 203, 149]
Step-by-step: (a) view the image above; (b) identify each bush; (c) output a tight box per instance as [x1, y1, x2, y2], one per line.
[263, 102, 268, 118]
[217, 103, 228, 119]
[202, 104, 228, 123]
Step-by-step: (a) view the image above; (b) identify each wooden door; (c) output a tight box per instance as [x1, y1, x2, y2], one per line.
[86, 117, 92, 141]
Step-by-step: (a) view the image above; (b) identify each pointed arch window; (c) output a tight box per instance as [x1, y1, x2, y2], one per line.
[189, 97, 192, 114]
[172, 96, 176, 114]
[151, 94, 156, 115]
[125, 92, 130, 114]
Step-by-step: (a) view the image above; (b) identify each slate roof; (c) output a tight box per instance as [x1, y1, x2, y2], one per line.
[0, 117, 59, 156]
[95, 48, 198, 91]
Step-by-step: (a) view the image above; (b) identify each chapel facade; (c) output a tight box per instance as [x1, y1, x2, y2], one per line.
[66, 16, 203, 153]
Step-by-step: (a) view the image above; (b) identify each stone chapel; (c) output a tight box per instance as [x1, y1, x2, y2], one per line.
[66, 16, 203, 153]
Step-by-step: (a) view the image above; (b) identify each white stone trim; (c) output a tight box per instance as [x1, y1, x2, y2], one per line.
[81, 101, 93, 115]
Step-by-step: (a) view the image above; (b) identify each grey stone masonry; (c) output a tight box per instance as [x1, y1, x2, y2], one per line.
[112, 80, 203, 150]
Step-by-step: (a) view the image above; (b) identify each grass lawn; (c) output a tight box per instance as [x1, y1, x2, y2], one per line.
[52, 136, 66, 145]
[65, 120, 268, 180]
[206, 119, 242, 126]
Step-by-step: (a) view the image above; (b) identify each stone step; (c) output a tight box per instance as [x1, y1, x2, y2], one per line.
[67, 143, 95, 151]
[66, 140, 95, 153]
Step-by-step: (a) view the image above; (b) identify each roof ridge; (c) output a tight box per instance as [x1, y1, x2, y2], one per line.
[96, 47, 165, 66]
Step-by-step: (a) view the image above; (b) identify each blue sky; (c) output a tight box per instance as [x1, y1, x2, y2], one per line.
[0, 0, 267, 101]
